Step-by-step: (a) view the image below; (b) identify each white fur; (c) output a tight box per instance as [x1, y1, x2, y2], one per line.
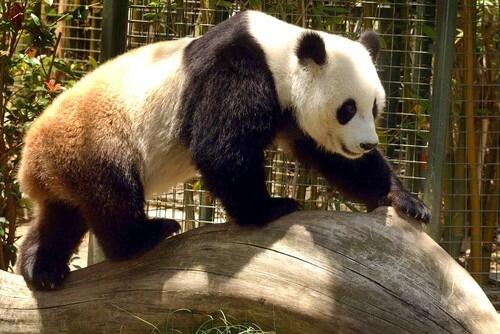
[247, 11, 386, 159]
[88, 39, 199, 197]
[124, 40, 199, 196]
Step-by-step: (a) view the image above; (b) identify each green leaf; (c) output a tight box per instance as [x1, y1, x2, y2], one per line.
[88, 55, 99, 70]
[0, 217, 6, 237]
[0, 20, 15, 33]
[216, 0, 233, 8]
[143, 12, 160, 21]
[53, 61, 76, 78]
[72, 6, 89, 22]
[422, 25, 436, 40]
[30, 13, 41, 26]
[248, 0, 261, 10]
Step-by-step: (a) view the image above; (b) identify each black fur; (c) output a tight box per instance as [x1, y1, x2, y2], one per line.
[372, 100, 378, 119]
[19, 201, 87, 290]
[180, 12, 298, 225]
[337, 99, 357, 125]
[296, 31, 327, 65]
[359, 30, 380, 61]
[76, 164, 180, 261]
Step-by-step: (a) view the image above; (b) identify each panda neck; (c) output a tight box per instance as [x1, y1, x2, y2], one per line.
[245, 11, 303, 110]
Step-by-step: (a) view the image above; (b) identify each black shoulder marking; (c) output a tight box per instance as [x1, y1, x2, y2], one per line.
[358, 30, 380, 61]
[296, 31, 326, 66]
[179, 12, 288, 225]
[180, 11, 281, 144]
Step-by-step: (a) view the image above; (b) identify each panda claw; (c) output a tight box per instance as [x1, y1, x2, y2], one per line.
[389, 190, 431, 224]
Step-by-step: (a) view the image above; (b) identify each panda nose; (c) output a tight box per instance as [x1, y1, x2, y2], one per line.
[360, 142, 378, 151]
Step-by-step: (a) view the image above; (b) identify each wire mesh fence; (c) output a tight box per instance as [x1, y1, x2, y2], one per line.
[48, 0, 498, 300]
[440, 1, 499, 303]
[43, 1, 102, 72]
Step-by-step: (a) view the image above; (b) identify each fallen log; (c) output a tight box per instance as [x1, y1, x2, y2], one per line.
[0, 207, 499, 334]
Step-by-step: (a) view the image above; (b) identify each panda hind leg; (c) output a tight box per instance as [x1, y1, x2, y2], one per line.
[87, 213, 181, 262]
[80, 168, 180, 262]
[19, 200, 88, 290]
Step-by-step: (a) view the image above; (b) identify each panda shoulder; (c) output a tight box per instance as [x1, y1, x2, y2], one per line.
[245, 10, 304, 44]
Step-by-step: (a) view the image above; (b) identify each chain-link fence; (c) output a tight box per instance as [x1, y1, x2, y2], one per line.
[49, 0, 498, 306]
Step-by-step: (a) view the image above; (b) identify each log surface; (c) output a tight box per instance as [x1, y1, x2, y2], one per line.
[0, 207, 499, 334]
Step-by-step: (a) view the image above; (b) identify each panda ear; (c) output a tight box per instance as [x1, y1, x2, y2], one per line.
[296, 31, 327, 66]
[358, 30, 380, 61]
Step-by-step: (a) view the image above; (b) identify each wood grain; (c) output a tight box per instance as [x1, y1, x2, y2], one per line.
[1, 207, 498, 333]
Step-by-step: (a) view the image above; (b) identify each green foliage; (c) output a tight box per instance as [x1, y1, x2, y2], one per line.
[0, 217, 6, 237]
[192, 311, 275, 334]
[0, 0, 84, 270]
[142, 0, 173, 24]
[115, 307, 277, 334]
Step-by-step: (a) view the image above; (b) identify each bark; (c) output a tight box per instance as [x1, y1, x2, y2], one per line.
[0, 208, 498, 334]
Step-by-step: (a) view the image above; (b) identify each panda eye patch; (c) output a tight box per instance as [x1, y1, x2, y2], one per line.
[336, 99, 357, 125]
[372, 100, 378, 119]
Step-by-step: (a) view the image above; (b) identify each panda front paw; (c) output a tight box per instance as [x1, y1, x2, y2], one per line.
[387, 190, 431, 224]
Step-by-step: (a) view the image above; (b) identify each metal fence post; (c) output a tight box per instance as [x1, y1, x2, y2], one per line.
[88, 0, 129, 266]
[100, 0, 129, 62]
[423, 1, 458, 242]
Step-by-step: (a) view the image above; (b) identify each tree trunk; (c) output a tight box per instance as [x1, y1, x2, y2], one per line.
[0, 208, 498, 334]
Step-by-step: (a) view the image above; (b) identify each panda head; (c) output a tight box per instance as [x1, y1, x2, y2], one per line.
[291, 30, 385, 159]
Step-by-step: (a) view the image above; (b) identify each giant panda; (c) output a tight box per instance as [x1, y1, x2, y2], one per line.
[18, 10, 430, 290]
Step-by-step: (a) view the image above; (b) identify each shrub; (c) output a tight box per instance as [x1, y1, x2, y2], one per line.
[0, 0, 83, 270]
